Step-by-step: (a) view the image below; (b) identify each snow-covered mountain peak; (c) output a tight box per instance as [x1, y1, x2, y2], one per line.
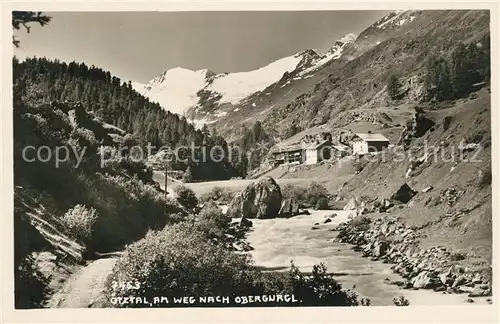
[135, 33, 356, 116]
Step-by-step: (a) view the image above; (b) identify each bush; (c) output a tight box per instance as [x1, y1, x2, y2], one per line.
[183, 166, 193, 183]
[199, 186, 236, 204]
[281, 184, 307, 202]
[305, 182, 329, 207]
[80, 174, 183, 251]
[102, 157, 154, 184]
[283, 262, 362, 306]
[314, 197, 330, 210]
[15, 256, 50, 309]
[107, 223, 269, 307]
[106, 223, 364, 307]
[449, 251, 467, 261]
[194, 202, 231, 241]
[442, 116, 452, 131]
[479, 169, 492, 189]
[282, 182, 330, 208]
[61, 204, 98, 243]
[174, 185, 198, 211]
[350, 215, 372, 232]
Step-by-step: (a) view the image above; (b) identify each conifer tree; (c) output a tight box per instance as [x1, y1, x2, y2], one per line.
[12, 11, 51, 47]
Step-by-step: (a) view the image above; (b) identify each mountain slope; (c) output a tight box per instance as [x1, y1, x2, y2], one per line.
[262, 9, 490, 133]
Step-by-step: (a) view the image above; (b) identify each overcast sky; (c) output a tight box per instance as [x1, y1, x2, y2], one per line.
[14, 11, 389, 83]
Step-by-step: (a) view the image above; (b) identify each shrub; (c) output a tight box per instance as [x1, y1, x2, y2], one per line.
[314, 197, 330, 210]
[393, 295, 410, 306]
[72, 127, 98, 147]
[183, 166, 193, 183]
[478, 169, 492, 189]
[449, 251, 467, 261]
[305, 182, 329, 207]
[199, 186, 236, 204]
[79, 174, 183, 251]
[442, 116, 452, 131]
[106, 223, 269, 307]
[61, 204, 98, 243]
[102, 157, 154, 184]
[15, 255, 50, 309]
[282, 182, 330, 208]
[350, 215, 372, 232]
[106, 223, 363, 307]
[194, 202, 231, 241]
[174, 185, 198, 211]
[283, 262, 361, 306]
[281, 184, 307, 202]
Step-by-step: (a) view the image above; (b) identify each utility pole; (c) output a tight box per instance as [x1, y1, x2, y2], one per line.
[164, 162, 168, 200]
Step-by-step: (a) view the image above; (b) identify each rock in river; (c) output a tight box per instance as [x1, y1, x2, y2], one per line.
[226, 176, 282, 219]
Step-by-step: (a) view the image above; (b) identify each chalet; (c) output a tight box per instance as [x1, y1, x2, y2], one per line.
[352, 133, 390, 155]
[305, 140, 332, 165]
[270, 144, 304, 166]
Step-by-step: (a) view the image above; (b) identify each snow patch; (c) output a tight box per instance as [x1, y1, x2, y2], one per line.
[209, 55, 302, 105]
[280, 81, 291, 88]
[140, 67, 211, 115]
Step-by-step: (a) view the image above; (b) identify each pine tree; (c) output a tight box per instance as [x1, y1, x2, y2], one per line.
[424, 56, 453, 101]
[451, 40, 490, 98]
[12, 11, 51, 47]
[387, 74, 402, 100]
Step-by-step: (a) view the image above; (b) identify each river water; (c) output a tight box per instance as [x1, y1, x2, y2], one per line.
[243, 210, 489, 306]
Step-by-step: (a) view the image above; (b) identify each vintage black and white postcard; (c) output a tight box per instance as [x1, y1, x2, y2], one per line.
[1, 1, 498, 323]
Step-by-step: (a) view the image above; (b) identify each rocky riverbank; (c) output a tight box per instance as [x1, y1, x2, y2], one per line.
[335, 216, 492, 302]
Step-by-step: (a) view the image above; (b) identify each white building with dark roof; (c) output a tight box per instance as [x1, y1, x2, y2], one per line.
[305, 140, 332, 165]
[352, 133, 389, 155]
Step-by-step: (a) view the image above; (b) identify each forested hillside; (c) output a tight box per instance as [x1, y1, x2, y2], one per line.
[13, 57, 246, 180]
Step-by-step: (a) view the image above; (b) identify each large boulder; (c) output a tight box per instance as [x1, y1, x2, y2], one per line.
[227, 176, 282, 219]
[397, 109, 435, 147]
[391, 183, 417, 204]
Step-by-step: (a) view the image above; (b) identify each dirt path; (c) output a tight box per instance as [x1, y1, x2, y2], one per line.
[48, 257, 118, 308]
